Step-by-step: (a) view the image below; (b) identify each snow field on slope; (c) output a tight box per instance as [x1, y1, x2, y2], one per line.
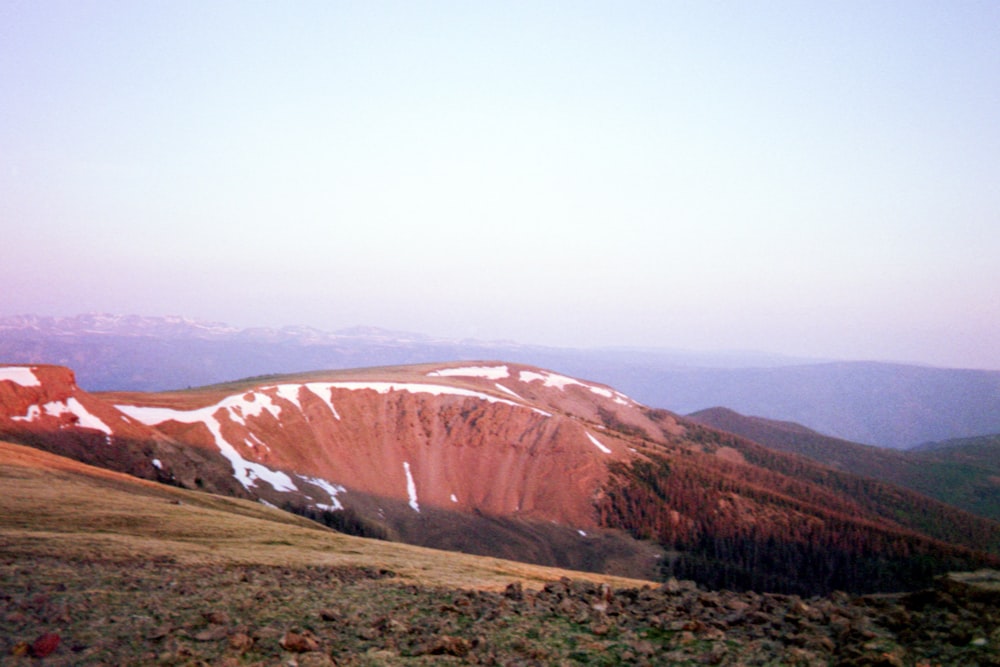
[0, 366, 41, 387]
[518, 370, 634, 406]
[12, 397, 114, 436]
[116, 401, 298, 494]
[427, 365, 510, 380]
[319, 381, 552, 417]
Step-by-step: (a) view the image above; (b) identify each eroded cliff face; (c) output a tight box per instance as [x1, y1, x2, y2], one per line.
[104, 363, 671, 530]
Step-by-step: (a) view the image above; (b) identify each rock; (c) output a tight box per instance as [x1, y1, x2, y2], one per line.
[30, 632, 60, 658]
[504, 581, 524, 600]
[228, 632, 254, 653]
[296, 654, 336, 667]
[940, 569, 1000, 604]
[146, 624, 172, 640]
[193, 626, 229, 641]
[203, 610, 231, 625]
[412, 635, 471, 657]
[662, 578, 697, 594]
[630, 640, 656, 656]
[281, 629, 321, 653]
[590, 620, 612, 636]
[319, 609, 339, 622]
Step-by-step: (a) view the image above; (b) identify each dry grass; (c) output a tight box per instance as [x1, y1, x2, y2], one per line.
[0, 440, 653, 592]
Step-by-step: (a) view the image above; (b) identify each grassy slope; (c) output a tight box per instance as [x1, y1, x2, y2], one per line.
[0, 440, 651, 592]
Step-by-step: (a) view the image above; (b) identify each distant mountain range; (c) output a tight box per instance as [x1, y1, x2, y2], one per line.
[3, 313, 1000, 449]
[2, 360, 997, 595]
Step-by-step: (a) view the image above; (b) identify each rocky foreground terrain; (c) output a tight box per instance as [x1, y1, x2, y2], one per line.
[3, 555, 998, 666]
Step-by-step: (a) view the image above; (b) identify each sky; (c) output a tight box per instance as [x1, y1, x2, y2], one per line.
[2, 1, 999, 370]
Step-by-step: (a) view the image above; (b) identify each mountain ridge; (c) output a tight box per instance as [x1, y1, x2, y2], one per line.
[4, 312, 1000, 449]
[2, 360, 998, 596]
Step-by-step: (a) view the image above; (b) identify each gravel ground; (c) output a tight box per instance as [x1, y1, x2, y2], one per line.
[2, 556, 999, 666]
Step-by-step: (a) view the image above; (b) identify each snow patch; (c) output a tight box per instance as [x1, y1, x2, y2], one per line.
[586, 432, 612, 454]
[588, 386, 612, 398]
[13, 397, 114, 437]
[0, 366, 41, 387]
[327, 381, 524, 410]
[493, 383, 526, 401]
[298, 475, 347, 511]
[225, 391, 282, 423]
[578, 529, 588, 537]
[270, 384, 304, 410]
[11, 404, 41, 422]
[301, 384, 342, 420]
[403, 461, 420, 512]
[116, 402, 297, 493]
[246, 432, 270, 451]
[518, 370, 634, 405]
[427, 365, 509, 380]
[519, 370, 582, 390]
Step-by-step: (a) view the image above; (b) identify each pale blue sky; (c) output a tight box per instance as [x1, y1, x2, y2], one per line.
[2, 1, 999, 369]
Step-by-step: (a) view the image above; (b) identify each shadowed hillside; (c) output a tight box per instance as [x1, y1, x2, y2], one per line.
[689, 407, 1000, 522]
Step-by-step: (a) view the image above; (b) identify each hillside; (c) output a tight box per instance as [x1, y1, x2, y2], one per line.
[2, 361, 999, 596]
[0, 439, 644, 590]
[5, 440, 1000, 665]
[910, 433, 1000, 520]
[689, 407, 1000, 522]
[5, 313, 1000, 449]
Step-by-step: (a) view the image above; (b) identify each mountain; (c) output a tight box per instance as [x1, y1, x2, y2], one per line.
[2, 361, 998, 596]
[689, 407, 1000, 522]
[4, 313, 1000, 448]
[584, 360, 1000, 449]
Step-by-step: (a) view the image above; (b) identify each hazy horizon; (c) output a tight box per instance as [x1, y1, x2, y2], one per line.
[3, 2, 998, 371]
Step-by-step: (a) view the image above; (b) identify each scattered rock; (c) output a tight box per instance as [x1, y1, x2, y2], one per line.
[504, 581, 524, 600]
[228, 632, 254, 653]
[281, 629, 321, 653]
[203, 609, 231, 625]
[30, 632, 60, 658]
[146, 624, 172, 640]
[412, 634, 471, 657]
[193, 626, 229, 641]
